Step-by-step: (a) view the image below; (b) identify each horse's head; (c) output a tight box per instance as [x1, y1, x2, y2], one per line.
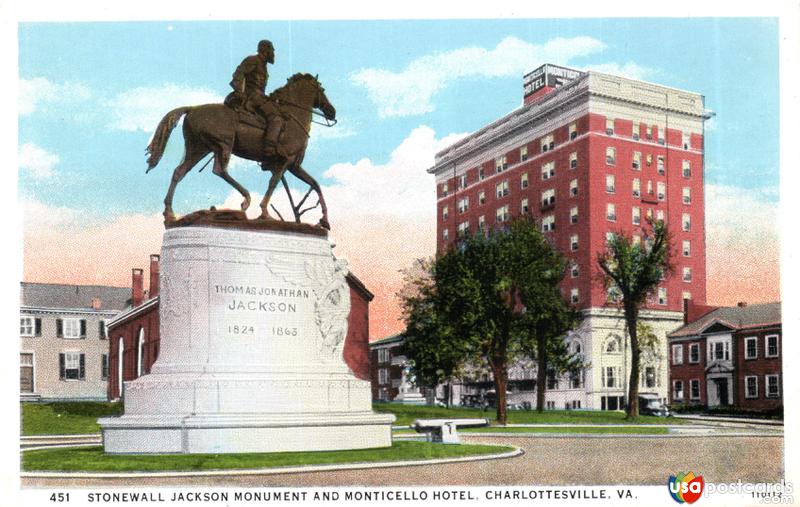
[282, 73, 336, 122]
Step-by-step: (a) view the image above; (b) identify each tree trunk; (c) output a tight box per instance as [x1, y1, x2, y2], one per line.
[491, 360, 508, 425]
[536, 332, 547, 412]
[626, 308, 640, 419]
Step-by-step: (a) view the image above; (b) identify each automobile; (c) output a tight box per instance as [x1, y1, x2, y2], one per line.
[638, 393, 672, 417]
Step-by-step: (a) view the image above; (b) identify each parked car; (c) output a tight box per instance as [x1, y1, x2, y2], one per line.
[638, 393, 672, 417]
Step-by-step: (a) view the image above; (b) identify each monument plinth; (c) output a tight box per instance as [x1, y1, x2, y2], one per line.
[99, 225, 394, 454]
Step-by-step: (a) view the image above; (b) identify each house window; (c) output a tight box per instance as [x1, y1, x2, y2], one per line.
[495, 180, 509, 198]
[520, 146, 528, 161]
[99, 320, 108, 340]
[606, 174, 616, 193]
[657, 156, 665, 175]
[745, 376, 758, 399]
[59, 352, 85, 381]
[542, 215, 556, 232]
[458, 174, 467, 190]
[377, 348, 389, 363]
[683, 267, 692, 282]
[690, 379, 700, 400]
[632, 123, 640, 140]
[603, 366, 619, 388]
[541, 188, 556, 207]
[520, 198, 529, 214]
[570, 287, 579, 304]
[541, 161, 555, 180]
[606, 147, 616, 165]
[496, 205, 509, 223]
[570, 262, 579, 278]
[658, 287, 667, 305]
[632, 178, 641, 198]
[441, 182, 448, 197]
[683, 240, 691, 257]
[478, 215, 485, 231]
[606, 117, 615, 135]
[521, 172, 529, 189]
[683, 187, 691, 204]
[58, 318, 86, 339]
[606, 203, 616, 222]
[766, 374, 780, 398]
[708, 340, 730, 361]
[541, 134, 555, 152]
[689, 343, 700, 364]
[765, 335, 779, 358]
[442, 206, 449, 221]
[682, 160, 691, 178]
[682, 132, 691, 150]
[570, 234, 579, 251]
[570, 178, 578, 197]
[672, 344, 683, 365]
[457, 221, 470, 238]
[632, 206, 641, 225]
[478, 191, 486, 205]
[569, 123, 577, 140]
[479, 167, 485, 181]
[657, 182, 666, 201]
[673, 380, 684, 401]
[745, 337, 758, 359]
[20, 316, 41, 337]
[378, 368, 388, 385]
[570, 206, 578, 224]
[682, 213, 691, 232]
[101, 354, 109, 380]
[632, 151, 641, 170]
[570, 151, 578, 169]
[495, 155, 508, 173]
[457, 197, 469, 214]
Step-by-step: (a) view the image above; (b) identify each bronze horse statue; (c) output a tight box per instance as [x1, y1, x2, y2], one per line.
[145, 73, 336, 229]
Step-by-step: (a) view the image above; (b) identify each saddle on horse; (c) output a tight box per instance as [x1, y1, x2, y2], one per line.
[223, 91, 287, 165]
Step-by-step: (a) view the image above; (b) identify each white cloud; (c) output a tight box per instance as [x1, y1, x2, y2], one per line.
[18, 142, 59, 179]
[705, 183, 778, 246]
[19, 77, 91, 116]
[351, 36, 607, 118]
[580, 61, 656, 81]
[107, 84, 222, 132]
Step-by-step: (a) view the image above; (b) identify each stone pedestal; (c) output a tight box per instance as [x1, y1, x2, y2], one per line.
[99, 226, 394, 454]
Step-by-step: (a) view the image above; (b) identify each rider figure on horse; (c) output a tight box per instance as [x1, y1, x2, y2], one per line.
[229, 40, 287, 162]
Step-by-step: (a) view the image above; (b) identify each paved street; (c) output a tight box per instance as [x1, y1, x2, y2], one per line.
[22, 433, 783, 488]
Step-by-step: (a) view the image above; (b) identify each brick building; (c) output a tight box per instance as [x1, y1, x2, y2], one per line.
[429, 64, 712, 410]
[369, 334, 426, 404]
[668, 301, 782, 412]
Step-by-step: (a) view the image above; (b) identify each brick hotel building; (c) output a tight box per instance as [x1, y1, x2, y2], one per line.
[429, 64, 712, 410]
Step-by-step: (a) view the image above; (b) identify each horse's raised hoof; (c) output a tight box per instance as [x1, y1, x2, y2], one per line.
[319, 218, 331, 230]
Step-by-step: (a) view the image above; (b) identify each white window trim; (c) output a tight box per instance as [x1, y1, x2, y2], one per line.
[745, 375, 758, 399]
[673, 380, 684, 400]
[672, 344, 683, 365]
[765, 374, 780, 398]
[765, 334, 780, 358]
[20, 315, 36, 337]
[689, 379, 701, 400]
[744, 336, 758, 359]
[63, 351, 82, 381]
[688, 343, 700, 364]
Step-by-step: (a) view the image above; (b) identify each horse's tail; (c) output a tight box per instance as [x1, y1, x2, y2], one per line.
[145, 106, 192, 171]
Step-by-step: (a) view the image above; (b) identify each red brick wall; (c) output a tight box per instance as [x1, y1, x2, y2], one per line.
[733, 326, 782, 411]
[107, 302, 160, 400]
[343, 284, 371, 381]
[668, 338, 707, 406]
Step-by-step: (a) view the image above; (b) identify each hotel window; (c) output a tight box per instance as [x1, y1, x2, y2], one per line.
[59, 352, 85, 381]
[57, 318, 86, 339]
[570, 370, 584, 389]
[442, 228, 449, 241]
[632, 178, 641, 198]
[542, 214, 556, 232]
[673, 380, 684, 401]
[658, 287, 667, 306]
[632, 123, 640, 140]
[646, 208, 653, 219]
[569, 122, 577, 140]
[766, 374, 780, 398]
[682, 291, 692, 301]
[606, 203, 616, 222]
[672, 344, 683, 365]
[521, 172, 529, 189]
[478, 215, 485, 231]
[458, 174, 467, 190]
[646, 153, 653, 167]
[520, 145, 528, 161]
[643, 366, 657, 389]
[632, 151, 641, 170]
[682, 160, 691, 178]
[496, 180, 509, 198]
[605, 336, 621, 354]
[689, 343, 700, 364]
[656, 209, 664, 222]
[646, 180, 653, 195]
[645, 125, 653, 140]
[101, 354, 109, 380]
[457, 221, 470, 238]
[479, 190, 486, 205]
[570, 234, 579, 251]
[606, 147, 616, 165]
[495, 155, 508, 173]
[606, 118, 615, 135]
[657, 182, 666, 201]
[683, 187, 691, 204]
[521, 198, 529, 214]
[657, 126, 665, 145]
[541, 188, 556, 207]
[682, 213, 691, 232]
[570, 288, 580, 304]
[570, 206, 579, 224]
[571, 262, 579, 278]
[442, 206, 448, 221]
[632, 206, 641, 225]
[682, 132, 691, 150]
[570, 178, 578, 197]
[657, 156, 665, 175]
[570, 151, 578, 169]
[20, 316, 41, 337]
[479, 167, 485, 181]
[745, 376, 758, 399]
[765, 335, 779, 358]
[683, 267, 692, 282]
[606, 174, 616, 193]
[541, 161, 555, 180]
[602, 366, 619, 388]
[441, 182, 448, 197]
[496, 205, 510, 223]
[541, 134, 555, 152]
[745, 337, 758, 359]
[682, 240, 691, 257]
[690, 379, 700, 400]
[457, 197, 469, 214]
[378, 368, 388, 385]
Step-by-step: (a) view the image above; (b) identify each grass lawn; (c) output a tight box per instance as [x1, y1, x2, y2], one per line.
[374, 403, 684, 426]
[22, 441, 513, 472]
[21, 402, 123, 436]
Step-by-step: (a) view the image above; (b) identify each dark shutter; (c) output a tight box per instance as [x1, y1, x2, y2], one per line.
[34, 318, 41, 336]
[79, 354, 85, 380]
[56, 319, 63, 338]
[99, 321, 106, 339]
[59, 353, 65, 380]
[80, 320, 87, 339]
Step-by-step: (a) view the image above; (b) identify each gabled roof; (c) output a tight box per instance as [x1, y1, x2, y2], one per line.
[20, 282, 131, 311]
[669, 302, 781, 338]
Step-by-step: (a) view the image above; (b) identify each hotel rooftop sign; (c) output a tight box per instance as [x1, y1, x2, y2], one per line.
[523, 64, 584, 99]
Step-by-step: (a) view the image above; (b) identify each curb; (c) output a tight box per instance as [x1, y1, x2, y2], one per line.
[460, 432, 784, 439]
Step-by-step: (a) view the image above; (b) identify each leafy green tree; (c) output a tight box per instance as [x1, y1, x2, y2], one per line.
[597, 218, 672, 418]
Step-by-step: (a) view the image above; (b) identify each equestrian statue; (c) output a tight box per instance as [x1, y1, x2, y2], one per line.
[145, 40, 337, 230]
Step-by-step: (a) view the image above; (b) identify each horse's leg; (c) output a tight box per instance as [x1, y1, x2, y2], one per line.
[288, 164, 329, 230]
[211, 147, 251, 212]
[259, 164, 286, 220]
[163, 142, 209, 221]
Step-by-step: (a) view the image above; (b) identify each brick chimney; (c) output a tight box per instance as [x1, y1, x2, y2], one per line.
[132, 268, 144, 307]
[91, 297, 102, 310]
[149, 254, 160, 298]
[737, 301, 748, 308]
